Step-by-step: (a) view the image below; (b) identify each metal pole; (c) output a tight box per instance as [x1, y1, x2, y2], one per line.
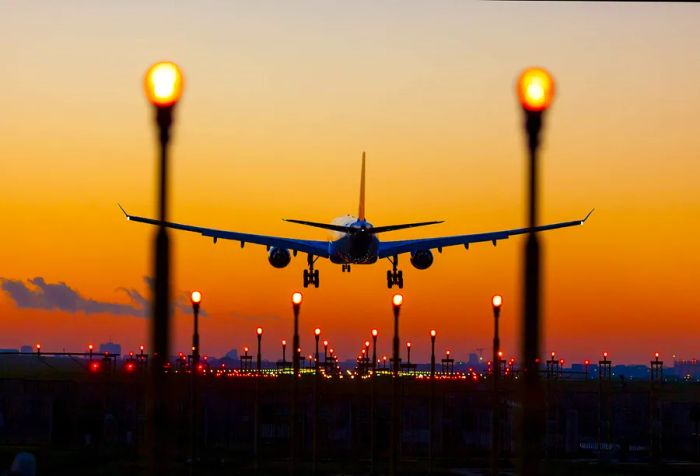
[390, 305, 400, 476]
[290, 304, 300, 476]
[520, 111, 545, 476]
[191, 301, 200, 473]
[491, 305, 501, 476]
[257, 333, 262, 372]
[149, 105, 174, 476]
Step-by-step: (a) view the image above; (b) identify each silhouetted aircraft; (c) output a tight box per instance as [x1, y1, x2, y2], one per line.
[120, 153, 592, 288]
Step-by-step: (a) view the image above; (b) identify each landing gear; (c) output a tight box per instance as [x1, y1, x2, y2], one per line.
[386, 255, 403, 289]
[341, 264, 351, 273]
[303, 255, 320, 288]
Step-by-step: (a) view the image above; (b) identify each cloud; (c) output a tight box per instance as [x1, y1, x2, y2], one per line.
[0, 276, 204, 318]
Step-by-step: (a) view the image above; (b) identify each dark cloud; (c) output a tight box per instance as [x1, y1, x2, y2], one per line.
[1, 276, 205, 318]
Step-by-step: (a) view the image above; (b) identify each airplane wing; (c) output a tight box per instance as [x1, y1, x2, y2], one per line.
[377, 209, 593, 258]
[118, 205, 330, 258]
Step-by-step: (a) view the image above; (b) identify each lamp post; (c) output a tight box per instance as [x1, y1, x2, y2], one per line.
[323, 340, 329, 365]
[516, 67, 554, 476]
[190, 291, 202, 368]
[144, 61, 184, 476]
[292, 292, 303, 377]
[189, 290, 202, 468]
[390, 293, 403, 476]
[290, 292, 302, 476]
[88, 344, 94, 362]
[314, 328, 321, 374]
[371, 329, 378, 370]
[282, 339, 287, 365]
[36, 344, 41, 357]
[256, 327, 263, 372]
[491, 294, 503, 476]
[430, 330, 436, 379]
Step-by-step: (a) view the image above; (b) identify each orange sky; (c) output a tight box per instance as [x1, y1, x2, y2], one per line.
[1, 2, 699, 364]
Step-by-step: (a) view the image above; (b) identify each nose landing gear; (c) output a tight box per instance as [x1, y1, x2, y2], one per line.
[386, 255, 403, 289]
[303, 254, 320, 288]
[341, 264, 351, 273]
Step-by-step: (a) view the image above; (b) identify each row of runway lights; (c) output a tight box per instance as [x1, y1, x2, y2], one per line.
[30, 291, 664, 375]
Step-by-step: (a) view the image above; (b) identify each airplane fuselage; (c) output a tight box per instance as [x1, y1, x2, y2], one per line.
[328, 218, 380, 264]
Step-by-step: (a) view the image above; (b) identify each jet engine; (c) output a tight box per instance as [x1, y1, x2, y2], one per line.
[268, 247, 291, 268]
[410, 250, 434, 270]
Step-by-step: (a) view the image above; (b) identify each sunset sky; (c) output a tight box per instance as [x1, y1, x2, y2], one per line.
[2, 1, 699, 364]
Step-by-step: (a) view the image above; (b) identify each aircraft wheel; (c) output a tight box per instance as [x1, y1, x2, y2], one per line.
[313, 270, 320, 288]
[347, 265, 351, 273]
[397, 271, 404, 289]
[303, 269, 309, 287]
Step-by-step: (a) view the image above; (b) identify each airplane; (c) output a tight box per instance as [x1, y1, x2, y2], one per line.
[119, 152, 593, 289]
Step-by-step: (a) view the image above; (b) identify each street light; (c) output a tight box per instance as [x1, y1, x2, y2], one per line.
[291, 292, 303, 377]
[406, 341, 412, 365]
[36, 344, 41, 356]
[371, 329, 378, 370]
[190, 291, 202, 368]
[282, 339, 287, 364]
[314, 328, 321, 374]
[430, 330, 437, 379]
[390, 293, 402, 476]
[491, 294, 503, 378]
[323, 340, 329, 364]
[256, 327, 263, 372]
[88, 344, 94, 361]
[516, 66, 555, 476]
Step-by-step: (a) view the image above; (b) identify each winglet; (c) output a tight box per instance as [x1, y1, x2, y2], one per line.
[358, 152, 366, 221]
[117, 203, 130, 220]
[581, 208, 594, 224]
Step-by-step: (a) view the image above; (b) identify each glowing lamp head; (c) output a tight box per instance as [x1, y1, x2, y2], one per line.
[584, 359, 590, 365]
[406, 342, 411, 348]
[191, 291, 202, 304]
[392, 294, 403, 307]
[315, 327, 321, 336]
[430, 329, 436, 338]
[551, 351, 556, 358]
[323, 340, 328, 346]
[655, 352, 660, 358]
[446, 350, 451, 356]
[144, 61, 184, 107]
[498, 351, 503, 358]
[140, 345, 144, 351]
[244, 346, 249, 353]
[257, 327, 263, 336]
[88, 344, 93, 351]
[492, 294, 503, 309]
[36, 344, 41, 350]
[282, 339, 287, 346]
[371, 329, 378, 337]
[517, 67, 555, 112]
[292, 292, 303, 305]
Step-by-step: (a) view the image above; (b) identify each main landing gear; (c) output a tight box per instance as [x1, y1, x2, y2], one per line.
[303, 254, 320, 288]
[341, 264, 351, 273]
[387, 255, 403, 289]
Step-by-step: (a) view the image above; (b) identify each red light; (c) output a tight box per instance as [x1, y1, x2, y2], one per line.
[371, 329, 378, 337]
[126, 363, 135, 372]
[315, 328, 321, 336]
[90, 362, 100, 372]
[257, 327, 263, 336]
[365, 340, 370, 347]
[406, 342, 411, 348]
[603, 352, 608, 358]
[88, 344, 93, 351]
[282, 339, 287, 346]
[140, 345, 144, 351]
[584, 360, 590, 365]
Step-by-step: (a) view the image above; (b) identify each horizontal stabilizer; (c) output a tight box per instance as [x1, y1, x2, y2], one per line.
[284, 218, 443, 234]
[283, 219, 351, 233]
[370, 221, 443, 234]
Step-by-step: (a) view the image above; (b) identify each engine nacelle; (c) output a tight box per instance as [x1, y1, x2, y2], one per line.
[410, 250, 434, 270]
[268, 247, 291, 268]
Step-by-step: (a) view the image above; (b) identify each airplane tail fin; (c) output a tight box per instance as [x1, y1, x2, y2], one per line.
[358, 152, 366, 221]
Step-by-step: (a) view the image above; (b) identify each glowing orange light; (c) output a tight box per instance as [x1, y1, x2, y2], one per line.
[517, 67, 555, 112]
[282, 339, 287, 346]
[584, 360, 590, 365]
[392, 294, 403, 307]
[323, 340, 328, 346]
[492, 295, 503, 308]
[655, 352, 660, 358]
[330, 349, 334, 354]
[551, 351, 556, 358]
[371, 329, 378, 337]
[430, 329, 436, 337]
[144, 61, 184, 107]
[406, 342, 411, 348]
[603, 352, 608, 358]
[88, 344, 93, 351]
[498, 351, 503, 358]
[257, 327, 263, 336]
[140, 345, 144, 351]
[292, 292, 303, 305]
[36, 344, 41, 350]
[446, 350, 451, 356]
[244, 347, 249, 353]
[190, 290, 202, 304]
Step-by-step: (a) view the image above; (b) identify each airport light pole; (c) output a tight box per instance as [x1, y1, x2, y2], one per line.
[491, 294, 503, 476]
[371, 329, 378, 370]
[256, 327, 263, 372]
[143, 61, 183, 476]
[390, 293, 403, 476]
[191, 291, 202, 368]
[282, 339, 287, 365]
[190, 290, 202, 469]
[290, 292, 302, 476]
[517, 67, 555, 476]
[88, 344, 94, 362]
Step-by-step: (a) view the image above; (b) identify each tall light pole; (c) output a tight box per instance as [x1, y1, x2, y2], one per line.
[290, 292, 302, 476]
[390, 293, 403, 476]
[144, 61, 184, 476]
[282, 339, 287, 365]
[371, 329, 378, 370]
[191, 291, 202, 368]
[314, 328, 321, 374]
[406, 342, 412, 366]
[517, 67, 555, 476]
[323, 340, 329, 365]
[491, 294, 503, 476]
[256, 327, 263, 372]
[292, 292, 303, 377]
[430, 330, 436, 379]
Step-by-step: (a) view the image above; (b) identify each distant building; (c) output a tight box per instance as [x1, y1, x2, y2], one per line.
[673, 359, 700, 380]
[99, 342, 121, 356]
[20, 345, 33, 354]
[0, 348, 18, 354]
[467, 353, 480, 368]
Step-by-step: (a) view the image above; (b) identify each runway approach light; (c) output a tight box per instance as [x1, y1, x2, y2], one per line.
[191, 291, 202, 304]
[372, 329, 378, 337]
[144, 62, 184, 107]
[392, 294, 403, 308]
[292, 292, 303, 305]
[430, 329, 436, 338]
[517, 67, 555, 112]
[315, 328, 321, 336]
[257, 327, 263, 336]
